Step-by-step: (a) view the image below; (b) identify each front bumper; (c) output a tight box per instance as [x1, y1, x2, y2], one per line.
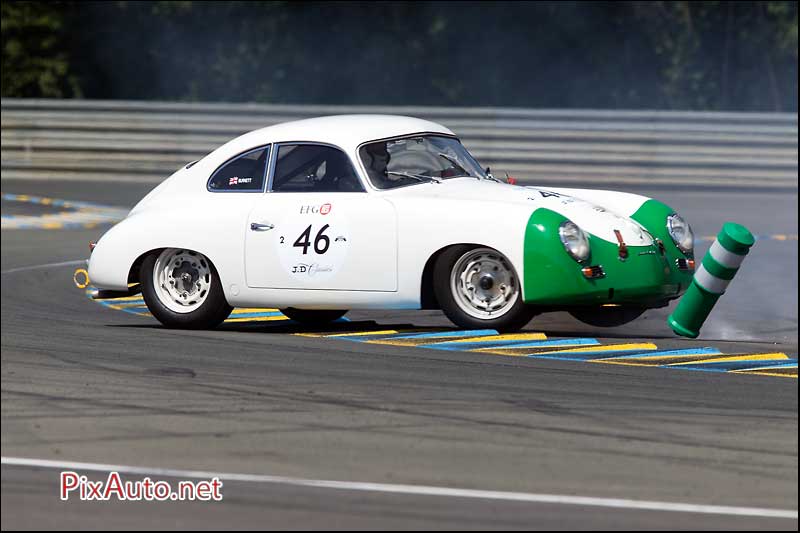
[522, 208, 694, 307]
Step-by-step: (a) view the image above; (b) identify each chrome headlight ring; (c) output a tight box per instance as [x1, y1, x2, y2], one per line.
[666, 213, 694, 254]
[559, 220, 591, 263]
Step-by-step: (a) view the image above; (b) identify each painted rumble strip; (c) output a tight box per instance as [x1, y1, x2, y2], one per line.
[1, 193, 129, 230]
[299, 328, 797, 378]
[1, 457, 796, 520]
[85, 287, 795, 378]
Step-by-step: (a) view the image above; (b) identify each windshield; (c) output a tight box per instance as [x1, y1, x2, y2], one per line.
[359, 135, 487, 189]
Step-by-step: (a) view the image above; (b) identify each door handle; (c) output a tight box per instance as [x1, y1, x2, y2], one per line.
[250, 222, 275, 231]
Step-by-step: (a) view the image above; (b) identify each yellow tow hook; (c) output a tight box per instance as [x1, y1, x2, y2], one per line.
[73, 268, 90, 289]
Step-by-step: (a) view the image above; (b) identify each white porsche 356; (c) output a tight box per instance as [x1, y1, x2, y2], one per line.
[87, 115, 696, 331]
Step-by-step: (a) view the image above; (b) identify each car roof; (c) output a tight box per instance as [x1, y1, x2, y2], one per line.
[216, 114, 456, 156]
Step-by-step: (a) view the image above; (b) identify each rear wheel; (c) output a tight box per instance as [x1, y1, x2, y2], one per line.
[140, 248, 232, 329]
[569, 306, 646, 327]
[280, 308, 347, 325]
[433, 246, 536, 332]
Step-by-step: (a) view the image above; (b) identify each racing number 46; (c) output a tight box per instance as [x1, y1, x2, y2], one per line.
[293, 224, 330, 255]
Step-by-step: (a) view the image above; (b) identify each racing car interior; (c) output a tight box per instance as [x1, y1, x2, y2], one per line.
[271, 144, 364, 193]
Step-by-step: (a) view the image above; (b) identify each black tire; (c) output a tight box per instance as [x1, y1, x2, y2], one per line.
[140, 250, 232, 329]
[280, 308, 347, 325]
[433, 245, 537, 332]
[569, 306, 646, 327]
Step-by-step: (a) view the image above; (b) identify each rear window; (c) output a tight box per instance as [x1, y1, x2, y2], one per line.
[207, 146, 270, 192]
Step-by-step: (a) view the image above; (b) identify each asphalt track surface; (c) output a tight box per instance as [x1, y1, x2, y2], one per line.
[1, 178, 797, 530]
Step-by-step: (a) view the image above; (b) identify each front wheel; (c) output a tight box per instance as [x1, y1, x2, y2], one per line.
[140, 248, 232, 329]
[280, 308, 347, 325]
[433, 246, 537, 332]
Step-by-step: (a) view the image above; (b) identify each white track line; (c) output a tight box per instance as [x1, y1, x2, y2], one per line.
[1, 457, 796, 519]
[0, 259, 85, 275]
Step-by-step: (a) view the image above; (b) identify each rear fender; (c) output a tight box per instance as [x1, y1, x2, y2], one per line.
[87, 211, 242, 292]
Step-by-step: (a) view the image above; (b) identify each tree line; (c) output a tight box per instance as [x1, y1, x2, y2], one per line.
[2, 1, 797, 111]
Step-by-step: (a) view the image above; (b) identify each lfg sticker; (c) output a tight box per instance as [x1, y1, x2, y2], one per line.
[300, 203, 332, 215]
[60, 471, 223, 501]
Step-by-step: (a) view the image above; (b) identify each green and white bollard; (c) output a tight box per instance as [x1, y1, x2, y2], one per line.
[668, 222, 755, 338]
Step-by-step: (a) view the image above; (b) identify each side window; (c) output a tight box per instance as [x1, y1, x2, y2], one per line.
[271, 144, 364, 193]
[208, 146, 269, 192]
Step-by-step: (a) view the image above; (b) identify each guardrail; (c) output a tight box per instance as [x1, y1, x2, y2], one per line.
[2, 98, 797, 189]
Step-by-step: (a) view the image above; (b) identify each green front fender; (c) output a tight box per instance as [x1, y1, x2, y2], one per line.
[629, 198, 694, 262]
[522, 207, 693, 306]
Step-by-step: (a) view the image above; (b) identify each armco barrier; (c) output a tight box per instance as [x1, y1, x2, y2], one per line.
[1, 98, 797, 189]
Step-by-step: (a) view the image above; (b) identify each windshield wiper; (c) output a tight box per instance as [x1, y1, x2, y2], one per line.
[437, 153, 501, 182]
[482, 166, 503, 183]
[386, 171, 441, 184]
[437, 153, 467, 173]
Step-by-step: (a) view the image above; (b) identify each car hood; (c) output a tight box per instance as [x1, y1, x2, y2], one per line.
[394, 178, 654, 246]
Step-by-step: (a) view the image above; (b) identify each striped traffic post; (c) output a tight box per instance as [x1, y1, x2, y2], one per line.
[668, 222, 755, 338]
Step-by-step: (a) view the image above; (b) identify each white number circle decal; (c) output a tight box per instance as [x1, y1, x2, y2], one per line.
[276, 203, 350, 282]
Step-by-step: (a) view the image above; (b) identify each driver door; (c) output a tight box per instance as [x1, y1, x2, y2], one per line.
[245, 143, 397, 291]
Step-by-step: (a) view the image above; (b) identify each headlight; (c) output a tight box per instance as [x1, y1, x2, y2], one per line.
[666, 213, 694, 254]
[559, 220, 590, 262]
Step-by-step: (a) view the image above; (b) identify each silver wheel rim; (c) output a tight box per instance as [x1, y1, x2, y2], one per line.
[153, 248, 212, 314]
[450, 247, 519, 320]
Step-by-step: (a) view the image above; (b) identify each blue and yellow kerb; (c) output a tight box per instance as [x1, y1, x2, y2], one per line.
[299, 328, 797, 378]
[85, 288, 796, 378]
[1, 193, 128, 230]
